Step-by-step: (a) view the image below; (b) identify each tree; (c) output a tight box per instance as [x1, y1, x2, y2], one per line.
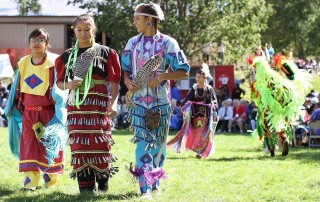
[161, 0, 271, 64]
[67, 0, 271, 65]
[13, 0, 41, 16]
[262, 0, 320, 58]
[199, 0, 272, 64]
[68, 0, 137, 53]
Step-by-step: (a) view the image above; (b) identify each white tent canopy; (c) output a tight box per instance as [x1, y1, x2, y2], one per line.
[0, 54, 14, 78]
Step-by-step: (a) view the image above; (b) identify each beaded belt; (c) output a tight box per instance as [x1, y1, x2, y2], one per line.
[25, 105, 55, 111]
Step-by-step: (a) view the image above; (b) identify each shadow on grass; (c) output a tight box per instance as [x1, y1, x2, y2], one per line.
[214, 148, 320, 162]
[215, 132, 252, 136]
[286, 148, 320, 162]
[207, 155, 267, 162]
[220, 147, 320, 162]
[230, 147, 263, 152]
[167, 156, 198, 160]
[114, 129, 253, 137]
[2, 190, 139, 202]
[113, 129, 320, 163]
[106, 191, 139, 201]
[0, 187, 15, 197]
[167, 155, 267, 161]
[168, 147, 320, 162]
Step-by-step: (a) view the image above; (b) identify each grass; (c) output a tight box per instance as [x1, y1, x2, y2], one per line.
[0, 127, 319, 202]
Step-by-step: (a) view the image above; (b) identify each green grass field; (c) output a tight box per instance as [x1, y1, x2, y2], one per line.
[0, 127, 319, 202]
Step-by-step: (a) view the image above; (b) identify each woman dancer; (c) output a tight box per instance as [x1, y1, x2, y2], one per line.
[55, 14, 121, 193]
[168, 69, 218, 159]
[121, 2, 190, 199]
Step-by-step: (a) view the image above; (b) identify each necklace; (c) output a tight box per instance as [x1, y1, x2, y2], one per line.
[132, 32, 160, 77]
[132, 33, 162, 111]
[64, 40, 96, 82]
[195, 85, 207, 100]
[64, 39, 96, 108]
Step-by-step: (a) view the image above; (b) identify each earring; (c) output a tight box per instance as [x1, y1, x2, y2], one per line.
[146, 21, 152, 27]
[89, 38, 95, 45]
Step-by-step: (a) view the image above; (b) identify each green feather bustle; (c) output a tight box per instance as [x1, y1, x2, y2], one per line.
[250, 56, 312, 148]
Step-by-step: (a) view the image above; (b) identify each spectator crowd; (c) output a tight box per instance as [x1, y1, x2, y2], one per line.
[167, 76, 320, 148]
[0, 79, 11, 127]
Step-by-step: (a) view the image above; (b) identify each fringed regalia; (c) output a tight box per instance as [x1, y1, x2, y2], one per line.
[121, 32, 190, 194]
[167, 84, 218, 158]
[250, 55, 311, 154]
[4, 52, 68, 188]
[55, 43, 121, 180]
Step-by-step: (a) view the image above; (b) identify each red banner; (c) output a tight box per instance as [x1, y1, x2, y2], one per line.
[214, 65, 234, 92]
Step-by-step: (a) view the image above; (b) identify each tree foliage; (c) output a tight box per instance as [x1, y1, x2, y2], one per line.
[207, 0, 272, 63]
[68, 0, 271, 64]
[12, 0, 41, 16]
[262, 0, 320, 58]
[15, 0, 320, 62]
[68, 0, 138, 52]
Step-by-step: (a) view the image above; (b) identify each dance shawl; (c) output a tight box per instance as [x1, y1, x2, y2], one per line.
[167, 101, 217, 158]
[4, 70, 22, 159]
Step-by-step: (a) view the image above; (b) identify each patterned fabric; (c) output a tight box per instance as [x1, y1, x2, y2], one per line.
[18, 54, 56, 96]
[121, 31, 190, 194]
[23, 172, 58, 189]
[19, 99, 64, 173]
[125, 54, 163, 107]
[310, 109, 320, 135]
[15, 53, 65, 174]
[4, 70, 22, 159]
[24, 74, 43, 89]
[167, 84, 218, 158]
[73, 48, 96, 79]
[56, 44, 121, 179]
[24, 171, 40, 189]
[43, 173, 58, 188]
[32, 121, 44, 139]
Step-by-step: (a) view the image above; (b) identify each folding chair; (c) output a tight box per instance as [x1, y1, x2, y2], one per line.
[308, 120, 320, 148]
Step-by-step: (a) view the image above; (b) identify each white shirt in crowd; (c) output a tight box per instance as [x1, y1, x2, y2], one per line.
[218, 106, 233, 120]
